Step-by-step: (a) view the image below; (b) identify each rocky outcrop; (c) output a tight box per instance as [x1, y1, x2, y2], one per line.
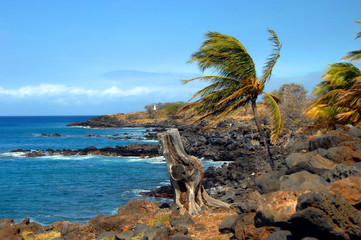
[291, 190, 361, 239]
[11, 142, 160, 158]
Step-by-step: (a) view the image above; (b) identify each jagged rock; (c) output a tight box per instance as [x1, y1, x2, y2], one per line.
[328, 176, 361, 206]
[16, 218, 44, 234]
[285, 152, 336, 175]
[309, 135, 337, 151]
[290, 190, 361, 239]
[219, 215, 243, 234]
[0, 224, 23, 240]
[279, 171, 329, 192]
[234, 214, 274, 240]
[60, 221, 79, 237]
[317, 146, 361, 166]
[321, 164, 361, 182]
[255, 170, 285, 194]
[255, 190, 307, 227]
[0, 218, 14, 228]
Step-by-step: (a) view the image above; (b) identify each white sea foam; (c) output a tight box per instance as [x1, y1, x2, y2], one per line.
[39, 155, 96, 161]
[0, 152, 26, 158]
[111, 207, 119, 215]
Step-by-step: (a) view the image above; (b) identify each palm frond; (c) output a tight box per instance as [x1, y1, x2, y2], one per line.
[342, 50, 361, 62]
[260, 29, 282, 84]
[315, 63, 361, 97]
[262, 92, 283, 143]
[188, 31, 257, 80]
[342, 20, 361, 62]
[354, 20, 361, 40]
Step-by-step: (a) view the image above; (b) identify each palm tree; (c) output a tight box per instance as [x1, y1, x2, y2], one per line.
[306, 20, 361, 127]
[305, 63, 361, 126]
[180, 29, 283, 170]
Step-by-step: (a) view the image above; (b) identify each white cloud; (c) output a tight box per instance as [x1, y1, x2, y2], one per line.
[0, 84, 163, 98]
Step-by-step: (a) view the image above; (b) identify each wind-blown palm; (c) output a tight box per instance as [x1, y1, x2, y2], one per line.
[342, 21, 361, 62]
[305, 63, 361, 126]
[181, 29, 282, 169]
[306, 20, 361, 127]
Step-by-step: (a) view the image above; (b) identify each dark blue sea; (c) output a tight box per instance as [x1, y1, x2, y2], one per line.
[0, 116, 223, 225]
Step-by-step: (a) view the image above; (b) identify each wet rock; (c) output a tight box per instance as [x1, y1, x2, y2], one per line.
[309, 135, 337, 151]
[290, 190, 361, 239]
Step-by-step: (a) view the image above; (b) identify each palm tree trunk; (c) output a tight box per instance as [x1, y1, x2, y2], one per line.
[251, 101, 275, 170]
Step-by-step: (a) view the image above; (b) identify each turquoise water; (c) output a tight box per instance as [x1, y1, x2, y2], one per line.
[0, 116, 222, 225]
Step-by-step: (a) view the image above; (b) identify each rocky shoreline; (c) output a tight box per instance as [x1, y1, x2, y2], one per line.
[2, 115, 361, 239]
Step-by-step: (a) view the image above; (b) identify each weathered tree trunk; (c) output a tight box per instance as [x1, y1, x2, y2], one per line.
[158, 129, 230, 215]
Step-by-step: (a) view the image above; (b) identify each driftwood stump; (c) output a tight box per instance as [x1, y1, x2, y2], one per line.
[158, 129, 230, 215]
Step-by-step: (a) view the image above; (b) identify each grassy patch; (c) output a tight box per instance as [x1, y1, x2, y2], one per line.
[150, 215, 170, 226]
[22, 229, 61, 240]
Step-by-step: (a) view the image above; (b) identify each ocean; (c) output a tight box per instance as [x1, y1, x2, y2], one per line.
[0, 116, 223, 225]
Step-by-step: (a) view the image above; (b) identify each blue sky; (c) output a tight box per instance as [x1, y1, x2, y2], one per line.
[0, 0, 360, 116]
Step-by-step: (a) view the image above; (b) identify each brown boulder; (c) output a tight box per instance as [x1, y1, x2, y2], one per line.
[16, 218, 44, 234]
[0, 225, 23, 240]
[328, 176, 361, 206]
[118, 198, 160, 217]
[235, 222, 274, 240]
[86, 214, 137, 234]
[255, 190, 309, 227]
[285, 152, 336, 175]
[321, 146, 361, 165]
[328, 130, 361, 144]
[279, 171, 329, 192]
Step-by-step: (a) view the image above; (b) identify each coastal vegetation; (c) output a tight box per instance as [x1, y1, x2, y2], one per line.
[180, 29, 283, 170]
[306, 20, 361, 127]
